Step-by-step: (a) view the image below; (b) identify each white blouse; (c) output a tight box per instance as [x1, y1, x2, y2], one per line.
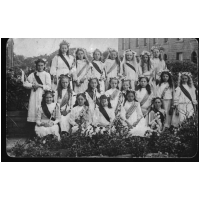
[156, 82, 173, 99]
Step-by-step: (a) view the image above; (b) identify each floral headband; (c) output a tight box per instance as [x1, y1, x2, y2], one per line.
[159, 69, 172, 77]
[42, 89, 55, 97]
[35, 58, 47, 65]
[141, 50, 151, 56]
[127, 88, 135, 92]
[124, 49, 137, 56]
[88, 76, 100, 81]
[110, 77, 120, 81]
[59, 73, 71, 79]
[138, 75, 149, 81]
[59, 40, 70, 47]
[179, 72, 192, 77]
[151, 45, 164, 52]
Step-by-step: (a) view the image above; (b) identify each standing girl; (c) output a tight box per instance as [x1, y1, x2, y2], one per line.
[122, 49, 139, 90]
[74, 48, 93, 93]
[104, 48, 122, 90]
[69, 93, 92, 133]
[50, 40, 76, 90]
[172, 72, 197, 127]
[24, 59, 51, 137]
[136, 76, 154, 125]
[91, 49, 106, 93]
[156, 70, 174, 128]
[35, 90, 61, 140]
[54, 74, 76, 134]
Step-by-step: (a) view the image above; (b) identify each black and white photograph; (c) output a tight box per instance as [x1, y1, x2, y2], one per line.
[5, 38, 199, 158]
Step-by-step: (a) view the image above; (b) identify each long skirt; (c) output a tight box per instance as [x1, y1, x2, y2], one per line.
[35, 124, 60, 141]
[162, 99, 172, 128]
[60, 114, 71, 132]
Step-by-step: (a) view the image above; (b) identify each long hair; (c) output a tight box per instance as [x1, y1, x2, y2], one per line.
[137, 77, 151, 95]
[73, 93, 89, 107]
[107, 49, 121, 67]
[100, 95, 112, 108]
[108, 78, 119, 90]
[41, 90, 55, 106]
[151, 97, 164, 110]
[120, 79, 132, 91]
[86, 78, 101, 93]
[123, 90, 138, 105]
[76, 48, 90, 65]
[57, 76, 72, 99]
[140, 54, 151, 72]
[159, 71, 174, 89]
[58, 44, 69, 56]
[93, 49, 103, 62]
[178, 74, 194, 88]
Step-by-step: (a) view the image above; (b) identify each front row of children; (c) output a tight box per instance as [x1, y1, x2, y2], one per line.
[34, 67, 197, 141]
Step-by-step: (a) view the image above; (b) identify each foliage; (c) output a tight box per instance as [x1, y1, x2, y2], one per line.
[9, 114, 198, 158]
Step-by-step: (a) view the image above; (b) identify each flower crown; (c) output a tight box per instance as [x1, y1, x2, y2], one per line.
[35, 58, 47, 65]
[124, 49, 137, 56]
[42, 89, 55, 97]
[141, 50, 151, 56]
[179, 72, 192, 77]
[88, 75, 100, 81]
[110, 77, 120, 81]
[151, 45, 164, 52]
[127, 88, 135, 92]
[59, 73, 71, 79]
[159, 69, 172, 77]
[59, 40, 70, 47]
[121, 76, 131, 81]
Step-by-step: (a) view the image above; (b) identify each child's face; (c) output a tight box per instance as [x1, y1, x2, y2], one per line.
[154, 99, 162, 109]
[77, 50, 84, 60]
[140, 78, 148, 88]
[94, 51, 101, 61]
[60, 45, 68, 54]
[182, 75, 189, 84]
[37, 62, 45, 72]
[101, 98, 108, 107]
[45, 94, 53, 104]
[110, 52, 117, 60]
[110, 79, 118, 89]
[162, 74, 169, 82]
[61, 78, 69, 89]
[90, 79, 98, 89]
[122, 81, 130, 91]
[77, 95, 86, 106]
[126, 52, 133, 61]
[127, 92, 135, 102]
[153, 49, 160, 58]
[143, 55, 148, 62]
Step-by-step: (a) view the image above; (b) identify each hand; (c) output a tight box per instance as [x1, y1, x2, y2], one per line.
[80, 77, 86, 83]
[61, 110, 70, 116]
[43, 123, 50, 127]
[132, 122, 137, 127]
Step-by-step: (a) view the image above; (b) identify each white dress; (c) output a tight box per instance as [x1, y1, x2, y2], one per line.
[136, 88, 153, 125]
[24, 71, 51, 122]
[151, 58, 166, 81]
[54, 89, 76, 132]
[105, 88, 120, 113]
[172, 84, 197, 127]
[156, 82, 173, 128]
[123, 61, 139, 90]
[74, 60, 92, 93]
[91, 60, 106, 93]
[120, 101, 150, 137]
[35, 103, 61, 140]
[50, 54, 76, 90]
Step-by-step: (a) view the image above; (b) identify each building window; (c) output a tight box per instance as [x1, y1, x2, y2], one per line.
[144, 38, 147, 46]
[191, 51, 197, 64]
[128, 38, 131, 49]
[177, 38, 183, 42]
[122, 38, 125, 50]
[164, 38, 168, 43]
[153, 38, 156, 44]
[164, 54, 168, 61]
[136, 38, 139, 47]
[176, 52, 183, 61]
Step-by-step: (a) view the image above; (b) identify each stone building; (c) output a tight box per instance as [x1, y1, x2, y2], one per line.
[118, 38, 198, 63]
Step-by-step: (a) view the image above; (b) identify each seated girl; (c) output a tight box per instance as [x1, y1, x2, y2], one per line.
[149, 97, 166, 133]
[54, 74, 76, 135]
[120, 90, 150, 137]
[35, 90, 61, 141]
[69, 93, 92, 134]
[93, 94, 115, 128]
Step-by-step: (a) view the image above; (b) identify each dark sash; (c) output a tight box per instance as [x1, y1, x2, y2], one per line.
[59, 54, 71, 70]
[42, 104, 56, 121]
[34, 72, 43, 85]
[126, 62, 136, 73]
[153, 108, 165, 124]
[92, 61, 102, 74]
[99, 105, 110, 122]
[86, 91, 100, 106]
[180, 85, 195, 109]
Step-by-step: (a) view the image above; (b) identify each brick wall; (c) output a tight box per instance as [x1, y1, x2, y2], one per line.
[118, 38, 199, 62]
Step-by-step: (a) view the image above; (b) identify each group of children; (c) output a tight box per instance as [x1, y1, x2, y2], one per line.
[23, 40, 197, 140]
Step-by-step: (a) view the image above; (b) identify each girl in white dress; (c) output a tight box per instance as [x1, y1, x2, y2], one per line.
[122, 49, 139, 90]
[136, 76, 154, 126]
[73, 48, 93, 93]
[172, 72, 197, 127]
[120, 90, 150, 137]
[69, 93, 92, 134]
[23, 59, 51, 137]
[35, 90, 61, 141]
[105, 77, 122, 114]
[91, 49, 106, 93]
[120, 77, 132, 102]
[93, 95, 115, 128]
[54, 74, 76, 135]
[50, 40, 76, 90]
[104, 48, 122, 90]
[150, 46, 167, 85]
[156, 70, 174, 128]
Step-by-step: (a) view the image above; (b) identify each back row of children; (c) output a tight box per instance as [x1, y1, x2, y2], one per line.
[23, 40, 197, 140]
